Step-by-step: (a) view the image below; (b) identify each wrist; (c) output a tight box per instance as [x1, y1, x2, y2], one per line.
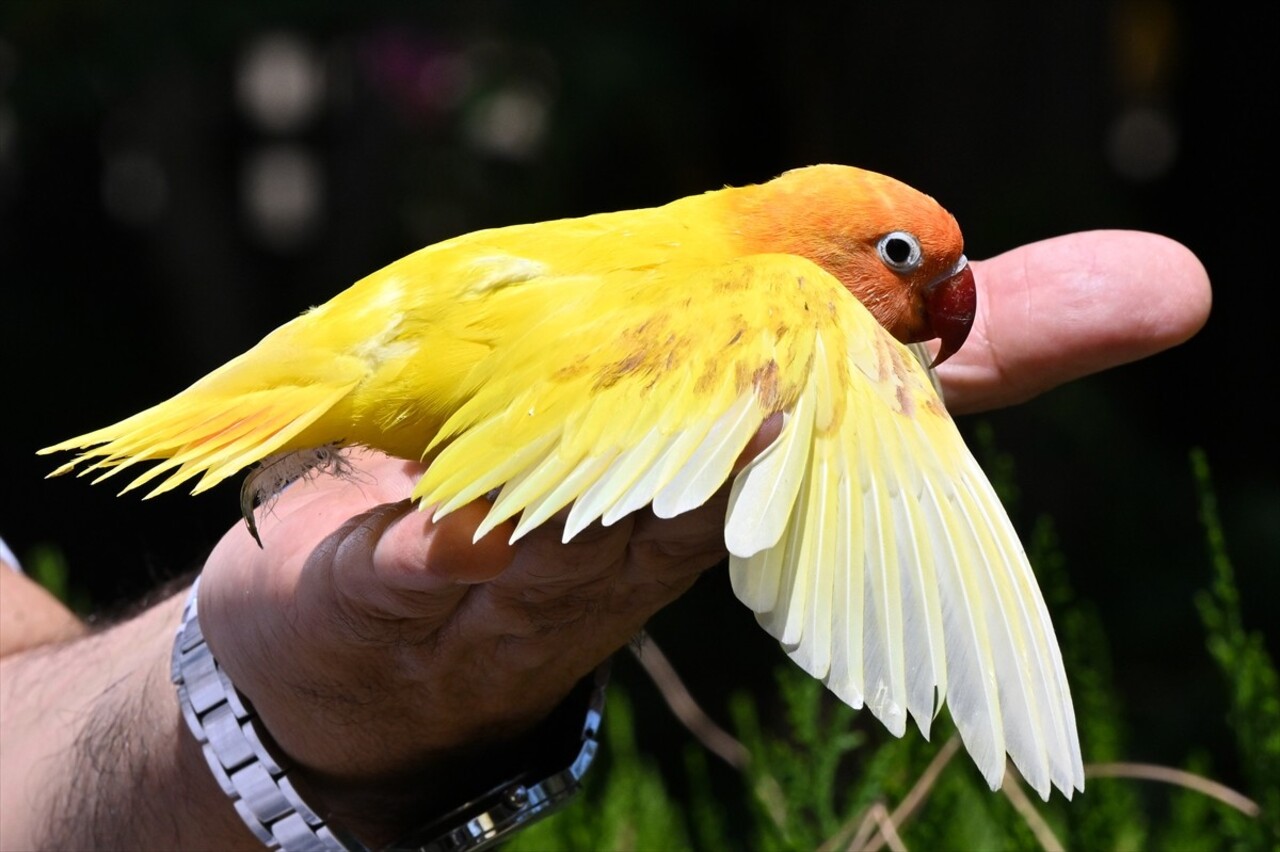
[173, 576, 362, 849]
[164, 595, 273, 851]
[178, 575, 608, 850]
[304, 666, 608, 847]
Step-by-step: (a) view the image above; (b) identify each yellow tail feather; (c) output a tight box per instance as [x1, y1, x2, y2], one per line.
[39, 382, 356, 498]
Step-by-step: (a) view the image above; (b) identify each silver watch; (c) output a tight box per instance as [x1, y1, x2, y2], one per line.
[172, 575, 607, 852]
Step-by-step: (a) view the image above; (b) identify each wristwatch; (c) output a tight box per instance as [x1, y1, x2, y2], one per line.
[172, 575, 608, 852]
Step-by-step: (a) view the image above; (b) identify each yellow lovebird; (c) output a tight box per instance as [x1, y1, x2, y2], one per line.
[41, 164, 1083, 800]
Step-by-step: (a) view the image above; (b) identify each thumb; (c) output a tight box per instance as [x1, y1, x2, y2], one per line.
[318, 496, 518, 626]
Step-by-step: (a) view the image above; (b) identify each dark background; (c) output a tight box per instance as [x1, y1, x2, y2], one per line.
[2, 0, 1275, 801]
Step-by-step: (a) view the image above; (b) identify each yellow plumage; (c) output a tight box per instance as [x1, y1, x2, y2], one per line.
[40, 164, 1084, 799]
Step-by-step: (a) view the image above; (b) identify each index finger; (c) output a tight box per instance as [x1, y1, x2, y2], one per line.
[935, 230, 1211, 414]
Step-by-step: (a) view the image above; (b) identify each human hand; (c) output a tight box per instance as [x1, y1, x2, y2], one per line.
[195, 228, 1210, 844]
[197, 446, 757, 843]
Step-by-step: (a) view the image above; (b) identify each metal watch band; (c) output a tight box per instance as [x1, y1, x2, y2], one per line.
[171, 576, 362, 852]
[171, 575, 608, 852]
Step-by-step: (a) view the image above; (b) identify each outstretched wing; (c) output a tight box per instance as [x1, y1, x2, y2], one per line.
[413, 252, 1085, 800]
[727, 321, 1084, 800]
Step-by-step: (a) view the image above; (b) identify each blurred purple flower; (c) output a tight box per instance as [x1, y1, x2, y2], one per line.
[357, 27, 471, 122]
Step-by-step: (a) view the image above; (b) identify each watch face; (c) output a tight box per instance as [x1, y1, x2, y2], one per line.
[392, 664, 609, 852]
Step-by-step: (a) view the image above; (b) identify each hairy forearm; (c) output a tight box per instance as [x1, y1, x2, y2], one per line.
[0, 590, 258, 851]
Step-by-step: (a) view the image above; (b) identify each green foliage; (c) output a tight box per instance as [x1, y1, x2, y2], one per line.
[728, 667, 863, 850]
[1026, 516, 1149, 851]
[1188, 450, 1280, 846]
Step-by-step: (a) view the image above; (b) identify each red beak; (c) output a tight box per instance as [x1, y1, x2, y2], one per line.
[925, 259, 976, 368]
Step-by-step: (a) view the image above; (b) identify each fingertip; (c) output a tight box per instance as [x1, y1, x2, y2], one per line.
[1078, 230, 1213, 363]
[1134, 231, 1212, 347]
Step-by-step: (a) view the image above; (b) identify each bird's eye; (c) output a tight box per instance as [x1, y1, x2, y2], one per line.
[877, 231, 923, 273]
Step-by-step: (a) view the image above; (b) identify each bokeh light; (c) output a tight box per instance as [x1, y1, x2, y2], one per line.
[236, 32, 326, 133]
[240, 144, 323, 249]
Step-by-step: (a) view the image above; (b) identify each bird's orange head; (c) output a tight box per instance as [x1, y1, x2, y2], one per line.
[734, 164, 975, 366]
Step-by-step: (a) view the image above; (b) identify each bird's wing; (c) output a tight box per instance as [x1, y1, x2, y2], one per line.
[415, 252, 1083, 800]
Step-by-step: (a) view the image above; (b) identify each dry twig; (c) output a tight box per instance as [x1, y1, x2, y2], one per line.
[823, 735, 962, 852]
[629, 631, 751, 770]
[1001, 771, 1065, 851]
[866, 803, 908, 852]
[1086, 762, 1260, 817]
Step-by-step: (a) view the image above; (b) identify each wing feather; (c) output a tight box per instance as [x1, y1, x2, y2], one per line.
[597, 424, 714, 526]
[728, 534, 785, 619]
[474, 441, 586, 540]
[821, 449, 865, 709]
[884, 416, 948, 737]
[724, 389, 815, 558]
[430, 430, 559, 520]
[753, 461, 813, 648]
[562, 426, 667, 539]
[511, 452, 616, 542]
[858, 408, 909, 736]
[793, 449, 837, 679]
[652, 392, 762, 520]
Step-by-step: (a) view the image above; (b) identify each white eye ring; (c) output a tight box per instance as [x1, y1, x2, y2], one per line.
[877, 231, 923, 273]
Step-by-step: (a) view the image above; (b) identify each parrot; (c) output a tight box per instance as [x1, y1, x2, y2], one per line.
[40, 163, 1084, 800]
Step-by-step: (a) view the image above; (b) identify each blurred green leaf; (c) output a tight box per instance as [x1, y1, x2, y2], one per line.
[1189, 449, 1280, 846]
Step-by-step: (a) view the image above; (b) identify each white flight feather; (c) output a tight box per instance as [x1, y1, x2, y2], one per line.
[924, 472, 1007, 791]
[754, 468, 812, 648]
[951, 473, 1048, 795]
[893, 477, 942, 738]
[513, 452, 616, 542]
[652, 393, 760, 519]
[728, 532, 787, 616]
[909, 476, 955, 726]
[598, 420, 715, 527]
[996, 492, 1084, 793]
[724, 388, 815, 558]
[884, 416, 948, 737]
[562, 426, 668, 540]
[859, 414, 908, 737]
[955, 470, 1061, 799]
[823, 449, 866, 709]
[794, 452, 836, 679]
[471, 437, 576, 537]
[960, 457, 1083, 794]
